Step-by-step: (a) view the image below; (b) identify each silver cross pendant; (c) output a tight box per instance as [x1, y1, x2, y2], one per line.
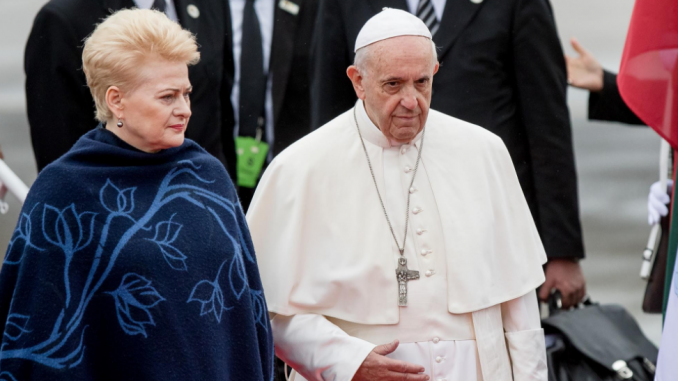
[396, 257, 419, 306]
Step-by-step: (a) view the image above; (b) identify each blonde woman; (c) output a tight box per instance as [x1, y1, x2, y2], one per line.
[0, 9, 273, 381]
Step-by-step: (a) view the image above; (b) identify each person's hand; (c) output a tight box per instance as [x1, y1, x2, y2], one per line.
[353, 340, 429, 381]
[538, 258, 586, 309]
[0, 144, 4, 160]
[564, 38, 604, 92]
[648, 180, 673, 225]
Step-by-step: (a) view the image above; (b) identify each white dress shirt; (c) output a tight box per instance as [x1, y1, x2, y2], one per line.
[229, 0, 275, 151]
[271, 101, 546, 381]
[406, 0, 446, 20]
[133, 0, 179, 22]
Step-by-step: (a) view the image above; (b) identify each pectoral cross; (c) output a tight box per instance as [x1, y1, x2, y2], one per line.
[396, 257, 419, 306]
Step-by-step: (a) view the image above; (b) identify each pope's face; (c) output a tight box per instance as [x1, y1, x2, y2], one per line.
[348, 36, 439, 143]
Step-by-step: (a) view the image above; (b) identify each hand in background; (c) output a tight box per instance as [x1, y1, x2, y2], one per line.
[539, 258, 587, 308]
[565, 38, 604, 92]
[648, 180, 674, 225]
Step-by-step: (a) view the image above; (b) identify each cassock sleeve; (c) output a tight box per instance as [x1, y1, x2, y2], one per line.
[501, 291, 547, 381]
[25, 5, 98, 172]
[271, 313, 376, 381]
[512, 0, 584, 260]
[588, 71, 646, 126]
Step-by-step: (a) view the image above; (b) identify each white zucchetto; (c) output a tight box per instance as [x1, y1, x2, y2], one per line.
[354, 8, 432, 52]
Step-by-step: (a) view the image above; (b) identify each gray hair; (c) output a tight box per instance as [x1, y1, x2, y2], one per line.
[353, 38, 438, 76]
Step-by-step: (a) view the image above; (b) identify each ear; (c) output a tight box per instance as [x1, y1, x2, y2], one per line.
[105, 86, 124, 119]
[347, 65, 367, 100]
[433, 62, 440, 76]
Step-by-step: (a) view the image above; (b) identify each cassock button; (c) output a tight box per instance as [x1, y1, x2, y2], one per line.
[416, 228, 426, 235]
[409, 187, 416, 194]
[432, 337, 440, 343]
[401, 146, 408, 155]
[412, 207, 422, 214]
[421, 249, 431, 256]
[404, 166, 412, 173]
[425, 270, 433, 277]
[435, 356, 442, 363]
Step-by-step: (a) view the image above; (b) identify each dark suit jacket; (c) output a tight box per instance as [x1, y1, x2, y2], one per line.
[214, 0, 319, 180]
[589, 70, 645, 125]
[311, 0, 584, 259]
[26, 0, 230, 171]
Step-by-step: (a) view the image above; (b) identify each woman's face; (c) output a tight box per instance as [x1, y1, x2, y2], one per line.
[106, 59, 192, 153]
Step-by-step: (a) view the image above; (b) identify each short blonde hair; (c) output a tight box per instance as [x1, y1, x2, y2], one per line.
[82, 9, 200, 122]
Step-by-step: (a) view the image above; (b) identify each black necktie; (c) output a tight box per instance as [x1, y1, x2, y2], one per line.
[239, 0, 267, 139]
[416, 0, 439, 36]
[152, 0, 167, 13]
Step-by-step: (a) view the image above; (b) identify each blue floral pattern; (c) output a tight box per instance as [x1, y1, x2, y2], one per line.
[147, 215, 187, 271]
[5, 205, 42, 265]
[0, 161, 268, 376]
[3, 315, 31, 342]
[187, 260, 233, 323]
[107, 273, 165, 337]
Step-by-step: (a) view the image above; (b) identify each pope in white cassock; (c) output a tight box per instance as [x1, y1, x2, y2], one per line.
[247, 8, 548, 381]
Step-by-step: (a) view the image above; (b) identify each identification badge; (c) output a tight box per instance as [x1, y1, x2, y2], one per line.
[278, 0, 300, 16]
[236, 136, 269, 188]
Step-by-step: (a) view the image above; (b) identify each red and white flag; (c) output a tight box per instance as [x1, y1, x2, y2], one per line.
[618, 1, 678, 379]
[618, 0, 678, 147]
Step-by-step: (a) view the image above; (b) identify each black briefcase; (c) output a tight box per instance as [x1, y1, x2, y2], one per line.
[542, 297, 658, 381]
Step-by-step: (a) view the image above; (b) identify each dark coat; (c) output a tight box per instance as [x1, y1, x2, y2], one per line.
[25, 0, 231, 171]
[310, 0, 584, 259]
[589, 70, 645, 125]
[223, 0, 318, 178]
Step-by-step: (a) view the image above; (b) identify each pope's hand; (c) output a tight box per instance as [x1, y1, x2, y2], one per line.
[648, 180, 673, 226]
[564, 38, 604, 92]
[353, 340, 429, 381]
[538, 259, 586, 309]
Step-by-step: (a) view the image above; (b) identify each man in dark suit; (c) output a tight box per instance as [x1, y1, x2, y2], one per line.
[26, 0, 316, 195]
[565, 38, 644, 126]
[225, 0, 318, 211]
[311, 0, 587, 307]
[26, 0, 231, 170]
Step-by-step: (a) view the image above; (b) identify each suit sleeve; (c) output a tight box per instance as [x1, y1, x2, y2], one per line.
[511, 0, 584, 260]
[25, 6, 97, 172]
[310, 0, 358, 129]
[220, 2, 237, 182]
[588, 71, 646, 126]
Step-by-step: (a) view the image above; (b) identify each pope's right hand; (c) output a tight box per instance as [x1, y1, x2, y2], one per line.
[352, 340, 429, 381]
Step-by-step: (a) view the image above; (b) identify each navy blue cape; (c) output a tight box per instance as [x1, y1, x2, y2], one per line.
[0, 128, 274, 380]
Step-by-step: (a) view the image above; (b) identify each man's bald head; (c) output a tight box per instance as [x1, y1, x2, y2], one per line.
[347, 35, 439, 143]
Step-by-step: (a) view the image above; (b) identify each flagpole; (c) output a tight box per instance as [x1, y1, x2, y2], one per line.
[641, 74, 675, 279]
[0, 159, 29, 214]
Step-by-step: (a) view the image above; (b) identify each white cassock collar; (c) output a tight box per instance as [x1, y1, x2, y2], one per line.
[356, 100, 424, 149]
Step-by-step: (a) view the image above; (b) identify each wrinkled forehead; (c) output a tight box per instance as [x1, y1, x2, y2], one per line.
[366, 36, 435, 74]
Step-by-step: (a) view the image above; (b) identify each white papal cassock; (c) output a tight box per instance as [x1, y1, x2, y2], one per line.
[247, 100, 549, 381]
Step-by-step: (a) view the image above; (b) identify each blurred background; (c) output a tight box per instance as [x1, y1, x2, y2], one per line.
[0, 0, 664, 343]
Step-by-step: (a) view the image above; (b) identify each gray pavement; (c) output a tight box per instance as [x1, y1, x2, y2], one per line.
[0, 0, 665, 344]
